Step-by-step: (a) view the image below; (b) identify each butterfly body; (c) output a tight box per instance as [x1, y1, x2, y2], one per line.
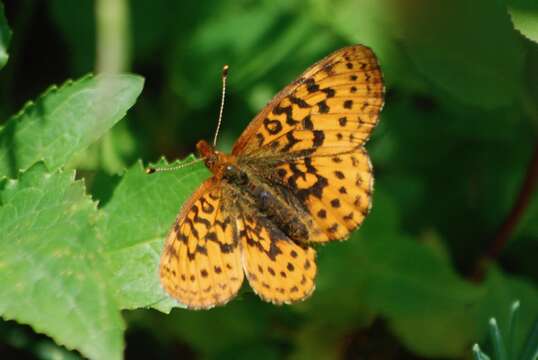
[160, 45, 384, 309]
[198, 139, 313, 243]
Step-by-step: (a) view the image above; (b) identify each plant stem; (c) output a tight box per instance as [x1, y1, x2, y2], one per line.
[473, 90, 538, 279]
[95, 0, 130, 73]
[486, 142, 538, 261]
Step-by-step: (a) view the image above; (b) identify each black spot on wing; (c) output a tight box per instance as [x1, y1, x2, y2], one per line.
[281, 132, 301, 152]
[305, 78, 319, 93]
[321, 88, 335, 98]
[273, 104, 300, 126]
[317, 100, 329, 113]
[289, 95, 310, 108]
[313, 130, 325, 147]
[263, 118, 283, 135]
[302, 115, 313, 130]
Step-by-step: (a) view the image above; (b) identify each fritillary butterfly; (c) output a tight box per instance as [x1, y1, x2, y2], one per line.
[157, 45, 384, 309]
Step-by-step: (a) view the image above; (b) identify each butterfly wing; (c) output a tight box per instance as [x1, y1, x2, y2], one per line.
[232, 45, 384, 243]
[232, 44, 384, 157]
[234, 199, 317, 304]
[272, 147, 374, 242]
[160, 178, 244, 309]
[161, 45, 383, 308]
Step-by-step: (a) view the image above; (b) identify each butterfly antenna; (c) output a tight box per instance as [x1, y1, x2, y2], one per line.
[212, 64, 229, 147]
[146, 157, 205, 174]
[147, 65, 227, 175]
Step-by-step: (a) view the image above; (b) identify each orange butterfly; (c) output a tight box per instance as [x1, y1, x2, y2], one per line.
[155, 45, 384, 309]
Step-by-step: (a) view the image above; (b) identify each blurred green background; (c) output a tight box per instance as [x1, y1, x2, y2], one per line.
[1, 0, 537, 359]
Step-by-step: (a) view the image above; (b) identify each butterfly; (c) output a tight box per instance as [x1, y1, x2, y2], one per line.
[156, 45, 384, 309]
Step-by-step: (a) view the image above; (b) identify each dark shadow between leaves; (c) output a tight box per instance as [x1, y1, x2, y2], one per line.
[0, 116, 18, 178]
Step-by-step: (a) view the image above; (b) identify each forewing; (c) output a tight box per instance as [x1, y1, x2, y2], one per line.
[232, 45, 384, 157]
[160, 178, 244, 309]
[236, 202, 317, 304]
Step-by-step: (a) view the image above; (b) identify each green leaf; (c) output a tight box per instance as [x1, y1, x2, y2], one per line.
[519, 317, 538, 360]
[379, 235, 538, 357]
[508, 301, 520, 360]
[365, 234, 482, 357]
[480, 269, 538, 360]
[508, 0, 538, 43]
[0, 73, 144, 178]
[473, 344, 492, 360]
[0, 1, 11, 70]
[98, 157, 210, 312]
[490, 318, 508, 360]
[400, 0, 525, 109]
[0, 164, 124, 360]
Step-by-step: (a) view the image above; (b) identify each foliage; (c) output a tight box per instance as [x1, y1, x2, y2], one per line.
[508, 0, 538, 43]
[98, 158, 209, 312]
[0, 2, 10, 70]
[0, 0, 537, 359]
[0, 72, 143, 359]
[473, 301, 538, 360]
[0, 75, 144, 177]
[0, 164, 124, 360]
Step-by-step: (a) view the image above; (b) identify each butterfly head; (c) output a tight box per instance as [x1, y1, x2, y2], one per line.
[196, 139, 234, 178]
